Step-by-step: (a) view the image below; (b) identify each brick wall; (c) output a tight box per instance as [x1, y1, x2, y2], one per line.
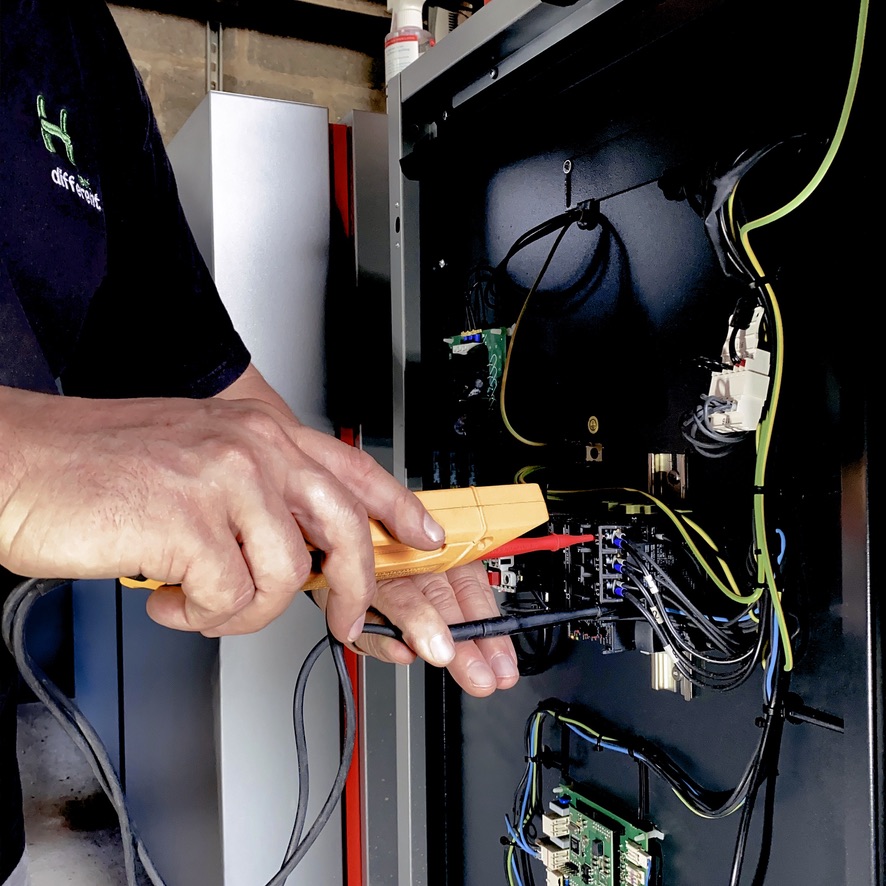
[108, 4, 387, 143]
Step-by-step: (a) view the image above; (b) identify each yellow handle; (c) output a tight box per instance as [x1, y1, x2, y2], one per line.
[120, 484, 549, 592]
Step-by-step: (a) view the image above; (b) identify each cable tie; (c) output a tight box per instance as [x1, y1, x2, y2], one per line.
[753, 486, 765, 494]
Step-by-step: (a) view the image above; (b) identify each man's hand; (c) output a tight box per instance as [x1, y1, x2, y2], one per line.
[0, 373, 444, 645]
[307, 560, 520, 698]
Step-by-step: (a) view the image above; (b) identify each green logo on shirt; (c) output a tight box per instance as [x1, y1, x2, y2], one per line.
[37, 94, 75, 165]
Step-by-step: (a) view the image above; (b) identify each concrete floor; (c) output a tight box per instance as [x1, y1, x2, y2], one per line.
[16, 703, 149, 886]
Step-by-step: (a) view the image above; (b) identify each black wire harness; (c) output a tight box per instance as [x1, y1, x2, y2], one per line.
[503, 658, 790, 886]
[611, 534, 768, 693]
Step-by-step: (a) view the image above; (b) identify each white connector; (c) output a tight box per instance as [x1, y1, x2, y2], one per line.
[490, 555, 519, 591]
[542, 810, 571, 839]
[538, 838, 570, 871]
[707, 305, 770, 433]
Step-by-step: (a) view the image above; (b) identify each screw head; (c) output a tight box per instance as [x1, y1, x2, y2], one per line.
[489, 67, 498, 80]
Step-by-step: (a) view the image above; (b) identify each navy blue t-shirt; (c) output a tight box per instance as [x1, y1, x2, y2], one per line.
[1, 1, 251, 876]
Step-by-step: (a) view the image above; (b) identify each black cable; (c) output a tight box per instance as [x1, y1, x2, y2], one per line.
[727, 664, 788, 886]
[509, 697, 765, 881]
[2, 578, 161, 886]
[495, 204, 595, 279]
[619, 550, 771, 693]
[618, 588, 737, 691]
[285, 635, 329, 856]
[749, 765, 780, 886]
[361, 606, 606, 644]
[537, 702, 742, 819]
[619, 553, 740, 659]
[3, 577, 356, 886]
[621, 540, 745, 654]
[267, 632, 355, 886]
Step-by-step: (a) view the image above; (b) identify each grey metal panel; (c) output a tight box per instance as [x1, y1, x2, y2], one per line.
[71, 580, 120, 776]
[348, 108, 394, 469]
[397, 0, 568, 102]
[120, 588, 223, 886]
[448, 0, 619, 111]
[217, 598, 340, 886]
[385, 71, 431, 886]
[118, 91, 342, 886]
[170, 92, 332, 435]
[350, 110, 392, 287]
[842, 448, 879, 886]
[388, 76, 422, 489]
[394, 664, 427, 886]
[359, 656, 398, 884]
[206, 91, 332, 436]
[195, 93, 340, 885]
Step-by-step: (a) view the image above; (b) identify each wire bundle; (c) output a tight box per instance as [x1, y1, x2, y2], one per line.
[681, 393, 751, 459]
[2, 578, 167, 886]
[612, 534, 765, 692]
[504, 657, 788, 886]
[1, 578, 356, 886]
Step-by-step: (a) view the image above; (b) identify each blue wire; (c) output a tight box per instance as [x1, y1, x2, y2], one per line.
[507, 715, 543, 859]
[764, 529, 787, 702]
[664, 606, 752, 624]
[504, 816, 536, 856]
[509, 847, 525, 886]
[564, 723, 630, 755]
[775, 528, 786, 566]
[765, 610, 779, 702]
[518, 717, 540, 832]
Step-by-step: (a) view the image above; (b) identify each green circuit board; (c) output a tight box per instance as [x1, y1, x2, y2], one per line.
[539, 784, 658, 886]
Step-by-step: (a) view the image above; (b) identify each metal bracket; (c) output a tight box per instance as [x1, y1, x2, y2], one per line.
[206, 19, 223, 92]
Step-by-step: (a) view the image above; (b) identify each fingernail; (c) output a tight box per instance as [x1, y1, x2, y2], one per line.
[467, 660, 496, 690]
[424, 513, 445, 546]
[491, 654, 518, 680]
[348, 615, 366, 644]
[428, 632, 455, 665]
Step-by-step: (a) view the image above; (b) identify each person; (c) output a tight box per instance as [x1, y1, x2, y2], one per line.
[0, 2, 519, 884]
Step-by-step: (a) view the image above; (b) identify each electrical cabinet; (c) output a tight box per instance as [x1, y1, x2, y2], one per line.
[375, 2, 880, 884]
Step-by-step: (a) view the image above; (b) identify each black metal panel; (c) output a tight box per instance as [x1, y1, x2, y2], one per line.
[412, 1, 878, 883]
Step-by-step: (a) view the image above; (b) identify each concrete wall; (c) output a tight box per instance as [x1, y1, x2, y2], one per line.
[108, 4, 386, 142]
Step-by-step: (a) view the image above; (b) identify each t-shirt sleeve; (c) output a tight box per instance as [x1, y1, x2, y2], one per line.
[59, 3, 251, 400]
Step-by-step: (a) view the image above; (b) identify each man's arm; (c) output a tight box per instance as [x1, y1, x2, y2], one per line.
[0, 378, 441, 645]
[0, 375, 517, 696]
[214, 364, 520, 697]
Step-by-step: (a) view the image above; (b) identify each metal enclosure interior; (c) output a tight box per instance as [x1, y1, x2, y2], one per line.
[384, 1, 879, 884]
